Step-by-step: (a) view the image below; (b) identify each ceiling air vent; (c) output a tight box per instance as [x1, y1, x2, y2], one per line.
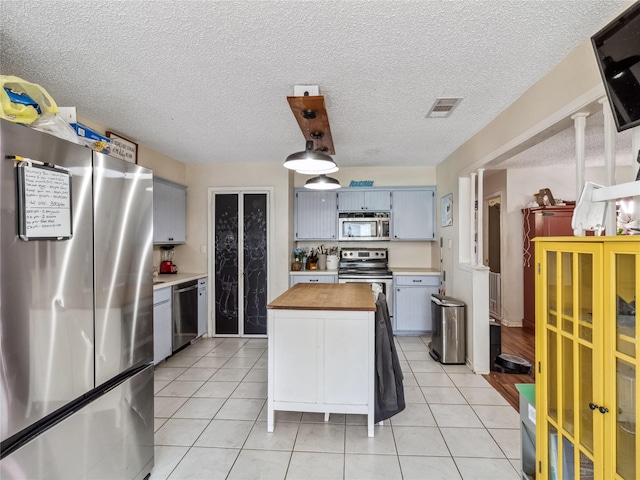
[426, 97, 463, 118]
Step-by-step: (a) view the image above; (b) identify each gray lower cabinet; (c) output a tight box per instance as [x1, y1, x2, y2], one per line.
[393, 275, 439, 334]
[153, 287, 172, 364]
[290, 274, 338, 287]
[294, 190, 338, 240]
[391, 188, 436, 241]
[153, 177, 187, 244]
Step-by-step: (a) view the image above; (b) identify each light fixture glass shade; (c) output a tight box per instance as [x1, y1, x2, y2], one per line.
[304, 174, 341, 190]
[284, 140, 337, 173]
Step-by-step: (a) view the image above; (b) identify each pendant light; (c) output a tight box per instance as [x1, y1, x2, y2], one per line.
[304, 174, 341, 190]
[283, 140, 338, 173]
[297, 163, 339, 175]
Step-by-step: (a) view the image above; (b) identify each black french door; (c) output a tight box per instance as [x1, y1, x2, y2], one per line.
[213, 192, 268, 335]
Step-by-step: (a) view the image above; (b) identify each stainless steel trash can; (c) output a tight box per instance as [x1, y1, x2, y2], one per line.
[430, 294, 465, 364]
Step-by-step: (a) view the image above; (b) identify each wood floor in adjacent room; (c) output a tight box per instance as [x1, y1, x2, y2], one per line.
[482, 326, 535, 411]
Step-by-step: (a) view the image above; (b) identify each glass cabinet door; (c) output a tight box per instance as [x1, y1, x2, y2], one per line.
[607, 247, 638, 480]
[538, 244, 601, 480]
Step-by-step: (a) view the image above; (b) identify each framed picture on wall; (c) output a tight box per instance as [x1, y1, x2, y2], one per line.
[441, 193, 453, 227]
[106, 131, 138, 164]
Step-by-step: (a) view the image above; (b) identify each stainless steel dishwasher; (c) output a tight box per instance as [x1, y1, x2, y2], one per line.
[172, 280, 198, 351]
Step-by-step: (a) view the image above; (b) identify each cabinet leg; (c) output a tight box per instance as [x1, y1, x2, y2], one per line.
[267, 405, 274, 433]
[324, 412, 330, 422]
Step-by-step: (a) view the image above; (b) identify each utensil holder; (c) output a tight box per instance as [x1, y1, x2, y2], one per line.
[317, 254, 327, 270]
[326, 255, 339, 270]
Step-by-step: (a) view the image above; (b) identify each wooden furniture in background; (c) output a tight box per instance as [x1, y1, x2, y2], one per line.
[521, 205, 574, 333]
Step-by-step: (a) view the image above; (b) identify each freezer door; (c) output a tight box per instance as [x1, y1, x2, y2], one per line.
[0, 120, 95, 442]
[93, 153, 153, 385]
[0, 365, 154, 480]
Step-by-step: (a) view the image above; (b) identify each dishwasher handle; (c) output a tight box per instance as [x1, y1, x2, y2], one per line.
[174, 284, 198, 294]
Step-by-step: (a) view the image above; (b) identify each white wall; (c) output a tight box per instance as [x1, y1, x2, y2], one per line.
[293, 166, 436, 188]
[434, 36, 613, 372]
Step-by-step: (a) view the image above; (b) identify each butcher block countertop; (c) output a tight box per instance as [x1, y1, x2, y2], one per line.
[268, 283, 376, 311]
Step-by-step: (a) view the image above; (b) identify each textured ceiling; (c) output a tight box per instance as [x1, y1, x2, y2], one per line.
[0, 0, 631, 168]
[498, 110, 634, 169]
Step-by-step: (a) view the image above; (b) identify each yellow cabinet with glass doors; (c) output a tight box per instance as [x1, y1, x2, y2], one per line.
[535, 237, 638, 480]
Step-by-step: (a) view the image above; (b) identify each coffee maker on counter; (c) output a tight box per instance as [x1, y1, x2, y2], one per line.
[159, 246, 177, 274]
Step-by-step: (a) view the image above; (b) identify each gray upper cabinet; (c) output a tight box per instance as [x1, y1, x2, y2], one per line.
[391, 188, 436, 241]
[338, 190, 391, 211]
[294, 190, 338, 240]
[153, 177, 187, 244]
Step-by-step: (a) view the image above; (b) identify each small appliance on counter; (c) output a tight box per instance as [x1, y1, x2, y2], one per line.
[160, 246, 177, 274]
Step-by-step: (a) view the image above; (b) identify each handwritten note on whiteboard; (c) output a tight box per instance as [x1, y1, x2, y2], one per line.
[17, 163, 73, 240]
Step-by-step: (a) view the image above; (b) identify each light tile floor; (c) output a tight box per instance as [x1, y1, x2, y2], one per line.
[151, 336, 522, 480]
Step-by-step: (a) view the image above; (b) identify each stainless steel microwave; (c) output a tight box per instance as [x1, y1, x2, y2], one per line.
[338, 213, 390, 241]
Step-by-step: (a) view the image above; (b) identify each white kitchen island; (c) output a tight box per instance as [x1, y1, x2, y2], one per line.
[267, 283, 377, 437]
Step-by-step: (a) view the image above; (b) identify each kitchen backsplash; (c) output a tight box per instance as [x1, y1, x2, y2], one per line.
[294, 240, 435, 269]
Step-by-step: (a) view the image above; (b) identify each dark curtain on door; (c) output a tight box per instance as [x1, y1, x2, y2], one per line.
[243, 194, 267, 334]
[214, 194, 239, 334]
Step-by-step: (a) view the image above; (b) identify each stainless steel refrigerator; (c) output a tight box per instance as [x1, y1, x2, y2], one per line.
[0, 119, 154, 479]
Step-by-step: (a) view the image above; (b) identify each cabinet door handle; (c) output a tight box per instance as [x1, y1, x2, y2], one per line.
[589, 402, 609, 414]
[310, 279, 319, 282]
[412, 279, 422, 283]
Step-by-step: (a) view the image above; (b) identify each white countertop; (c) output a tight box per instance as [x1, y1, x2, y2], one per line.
[289, 270, 339, 275]
[390, 268, 440, 275]
[153, 272, 207, 290]
[290, 268, 440, 275]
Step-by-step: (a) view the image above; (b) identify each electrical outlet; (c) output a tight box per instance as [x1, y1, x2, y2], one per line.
[200, 245, 207, 254]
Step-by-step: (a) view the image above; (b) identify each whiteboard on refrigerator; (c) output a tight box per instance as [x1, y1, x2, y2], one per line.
[17, 162, 73, 241]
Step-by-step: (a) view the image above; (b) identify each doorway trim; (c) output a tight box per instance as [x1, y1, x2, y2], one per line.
[484, 190, 504, 322]
[207, 186, 274, 337]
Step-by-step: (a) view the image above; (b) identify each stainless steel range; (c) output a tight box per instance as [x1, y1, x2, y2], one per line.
[338, 248, 393, 315]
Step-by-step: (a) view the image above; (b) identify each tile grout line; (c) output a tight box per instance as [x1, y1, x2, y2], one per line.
[154, 336, 520, 480]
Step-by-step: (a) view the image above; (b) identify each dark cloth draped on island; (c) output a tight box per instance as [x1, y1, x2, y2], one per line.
[374, 293, 405, 423]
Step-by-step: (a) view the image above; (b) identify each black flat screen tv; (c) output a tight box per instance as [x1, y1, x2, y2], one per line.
[592, 1, 640, 132]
